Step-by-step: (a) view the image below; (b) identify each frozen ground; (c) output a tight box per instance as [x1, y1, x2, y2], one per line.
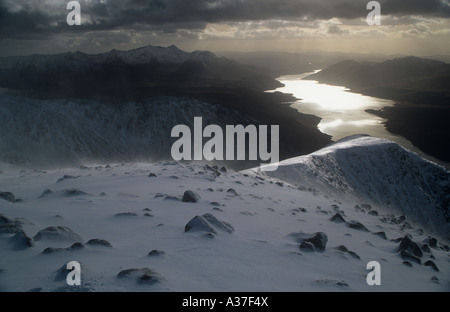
[0, 136, 449, 292]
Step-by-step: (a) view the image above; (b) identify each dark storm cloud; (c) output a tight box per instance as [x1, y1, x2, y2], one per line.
[0, 0, 449, 40]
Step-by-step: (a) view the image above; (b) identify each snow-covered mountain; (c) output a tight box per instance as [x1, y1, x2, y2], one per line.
[252, 135, 450, 239]
[0, 94, 256, 168]
[0, 44, 281, 97]
[0, 45, 220, 70]
[0, 136, 449, 292]
[95, 45, 192, 65]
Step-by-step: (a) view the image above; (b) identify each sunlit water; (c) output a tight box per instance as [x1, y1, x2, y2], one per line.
[269, 71, 449, 168]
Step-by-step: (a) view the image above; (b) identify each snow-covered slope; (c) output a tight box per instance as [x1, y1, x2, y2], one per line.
[252, 135, 450, 239]
[0, 94, 256, 168]
[0, 136, 449, 292]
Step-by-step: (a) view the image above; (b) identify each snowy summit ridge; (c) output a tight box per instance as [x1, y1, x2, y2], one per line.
[254, 135, 450, 238]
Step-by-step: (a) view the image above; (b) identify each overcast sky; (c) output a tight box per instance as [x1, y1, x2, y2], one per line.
[1, 0, 450, 56]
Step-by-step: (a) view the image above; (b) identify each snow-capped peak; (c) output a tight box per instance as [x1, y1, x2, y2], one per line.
[188, 50, 220, 63]
[94, 44, 191, 65]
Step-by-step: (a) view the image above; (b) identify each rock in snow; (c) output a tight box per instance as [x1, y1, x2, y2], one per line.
[87, 239, 112, 248]
[0, 192, 16, 203]
[148, 250, 165, 257]
[0, 224, 22, 234]
[400, 250, 421, 264]
[33, 226, 83, 243]
[57, 175, 77, 183]
[424, 260, 439, 272]
[330, 213, 346, 223]
[373, 232, 387, 240]
[38, 189, 53, 199]
[0, 213, 11, 224]
[115, 212, 139, 217]
[299, 241, 316, 252]
[117, 268, 162, 285]
[61, 189, 89, 197]
[0, 214, 23, 234]
[182, 190, 201, 203]
[185, 213, 234, 234]
[399, 235, 423, 258]
[289, 232, 328, 251]
[42, 242, 84, 254]
[347, 221, 369, 232]
[10, 230, 34, 250]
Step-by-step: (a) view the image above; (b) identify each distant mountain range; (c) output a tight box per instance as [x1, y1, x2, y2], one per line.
[0, 45, 285, 99]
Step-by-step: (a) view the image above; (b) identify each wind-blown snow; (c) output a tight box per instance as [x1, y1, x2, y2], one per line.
[0, 136, 449, 292]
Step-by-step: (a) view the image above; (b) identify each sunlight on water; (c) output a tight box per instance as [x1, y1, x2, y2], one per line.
[319, 119, 344, 132]
[280, 80, 390, 112]
[267, 71, 450, 169]
[269, 72, 395, 139]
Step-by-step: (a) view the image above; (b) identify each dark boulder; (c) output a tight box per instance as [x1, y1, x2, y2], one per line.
[57, 175, 77, 183]
[373, 232, 387, 240]
[33, 226, 83, 243]
[87, 239, 112, 248]
[348, 251, 361, 260]
[62, 189, 88, 197]
[424, 260, 439, 272]
[347, 221, 369, 232]
[290, 232, 328, 251]
[38, 189, 53, 199]
[42, 242, 84, 254]
[10, 230, 34, 249]
[299, 241, 315, 252]
[422, 237, 438, 248]
[330, 213, 346, 223]
[115, 212, 139, 217]
[226, 188, 239, 196]
[0, 192, 16, 203]
[148, 250, 165, 257]
[336, 245, 348, 252]
[0, 213, 11, 224]
[403, 261, 413, 267]
[182, 190, 201, 203]
[185, 215, 216, 234]
[400, 250, 421, 264]
[0, 223, 22, 234]
[117, 268, 162, 285]
[185, 213, 234, 234]
[399, 235, 423, 258]
[420, 244, 431, 253]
